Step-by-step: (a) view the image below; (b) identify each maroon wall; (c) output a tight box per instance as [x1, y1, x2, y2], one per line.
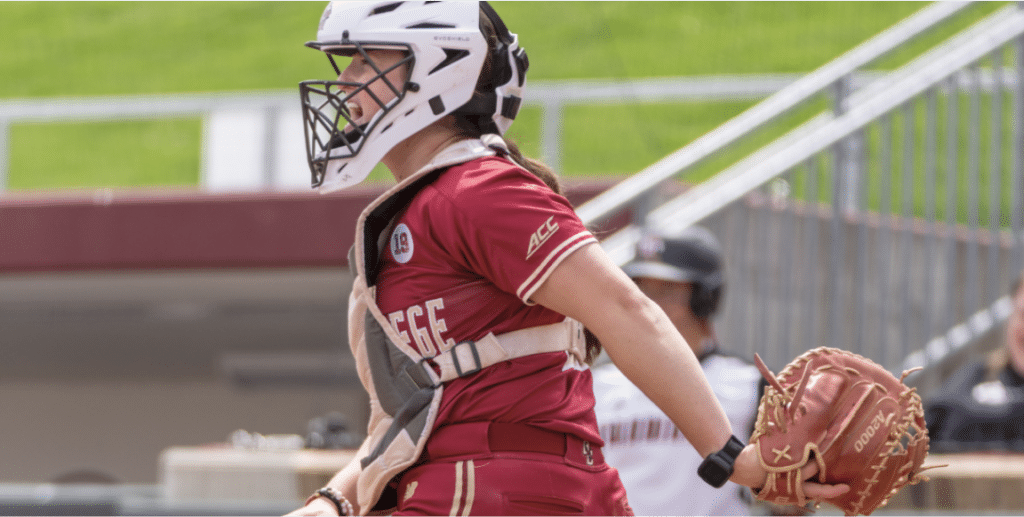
[0, 181, 622, 273]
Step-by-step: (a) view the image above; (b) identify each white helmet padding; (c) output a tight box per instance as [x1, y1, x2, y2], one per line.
[299, 1, 529, 192]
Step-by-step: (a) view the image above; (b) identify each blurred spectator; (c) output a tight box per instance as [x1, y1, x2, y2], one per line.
[592, 226, 763, 515]
[305, 411, 361, 450]
[925, 270, 1024, 452]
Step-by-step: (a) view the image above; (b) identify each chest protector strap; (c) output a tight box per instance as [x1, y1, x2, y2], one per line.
[432, 318, 586, 383]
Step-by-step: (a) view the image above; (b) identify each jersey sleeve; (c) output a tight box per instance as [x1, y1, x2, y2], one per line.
[435, 158, 597, 304]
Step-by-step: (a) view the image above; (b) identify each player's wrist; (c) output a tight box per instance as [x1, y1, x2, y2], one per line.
[729, 443, 767, 490]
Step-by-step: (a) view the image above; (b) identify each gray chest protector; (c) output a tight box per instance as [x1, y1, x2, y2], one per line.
[347, 144, 585, 514]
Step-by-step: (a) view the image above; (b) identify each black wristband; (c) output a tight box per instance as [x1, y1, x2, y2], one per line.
[697, 435, 745, 488]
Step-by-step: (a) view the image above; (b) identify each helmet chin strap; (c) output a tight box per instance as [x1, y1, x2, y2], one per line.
[326, 123, 370, 150]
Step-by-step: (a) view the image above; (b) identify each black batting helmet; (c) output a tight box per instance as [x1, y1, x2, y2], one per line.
[623, 225, 725, 319]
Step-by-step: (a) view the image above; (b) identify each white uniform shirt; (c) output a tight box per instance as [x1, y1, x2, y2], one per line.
[592, 352, 762, 516]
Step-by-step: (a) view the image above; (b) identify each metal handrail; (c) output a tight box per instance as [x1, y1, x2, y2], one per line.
[0, 73, 865, 191]
[600, 3, 1024, 264]
[593, 3, 1024, 377]
[576, 1, 973, 228]
[0, 75, 815, 121]
[0, 91, 295, 122]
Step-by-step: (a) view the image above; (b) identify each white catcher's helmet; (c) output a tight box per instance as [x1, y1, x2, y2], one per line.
[300, 1, 529, 192]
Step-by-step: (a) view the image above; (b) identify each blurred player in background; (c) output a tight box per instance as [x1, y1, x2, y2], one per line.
[924, 269, 1024, 452]
[288, 2, 846, 515]
[593, 226, 762, 515]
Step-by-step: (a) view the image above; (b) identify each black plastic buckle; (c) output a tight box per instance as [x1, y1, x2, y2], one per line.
[451, 340, 483, 377]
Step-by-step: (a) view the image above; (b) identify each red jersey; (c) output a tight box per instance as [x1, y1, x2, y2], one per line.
[374, 155, 601, 443]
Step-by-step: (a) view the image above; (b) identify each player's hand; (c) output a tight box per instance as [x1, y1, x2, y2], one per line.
[285, 497, 339, 516]
[798, 459, 850, 500]
[731, 444, 850, 499]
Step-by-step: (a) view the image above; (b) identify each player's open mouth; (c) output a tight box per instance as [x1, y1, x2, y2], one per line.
[344, 101, 364, 125]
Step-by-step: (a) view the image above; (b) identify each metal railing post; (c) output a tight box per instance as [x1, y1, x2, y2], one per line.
[262, 106, 277, 190]
[878, 113, 895, 362]
[987, 48, 1004, 304]
[833, 73, 864, 214]
[828, 142, 844, 351]
[540, 99, 563, 173]
[944, 74, 960, 330]
[1013, 34, 1024, 275]
[0, 121, 8, 191]
[898, 102, 916, 365]
[966, 63, 982, 316]
[924, 87, 939, 343]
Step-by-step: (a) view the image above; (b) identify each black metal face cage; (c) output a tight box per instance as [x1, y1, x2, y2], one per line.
[299, 41, 414, 188]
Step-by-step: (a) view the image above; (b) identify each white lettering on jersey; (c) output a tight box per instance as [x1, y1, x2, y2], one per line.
[387, 310, 411, 346]
[425, 298, 455, 352]
[526, 216, 559, 259]
[387, 297, 452, 358]
[390, 223, 414, 264]
[405, 305, 434, 356]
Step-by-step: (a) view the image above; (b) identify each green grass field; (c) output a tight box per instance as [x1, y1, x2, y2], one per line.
[0, 1, 1006, 190]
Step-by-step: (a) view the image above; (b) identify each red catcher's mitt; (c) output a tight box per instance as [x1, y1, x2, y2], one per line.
[750, 347, 934, 516]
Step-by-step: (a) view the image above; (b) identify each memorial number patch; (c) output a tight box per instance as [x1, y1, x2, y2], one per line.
[391, 223, 414, 264]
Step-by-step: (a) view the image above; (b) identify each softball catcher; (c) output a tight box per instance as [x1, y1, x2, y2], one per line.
[286, 2, 850, 516]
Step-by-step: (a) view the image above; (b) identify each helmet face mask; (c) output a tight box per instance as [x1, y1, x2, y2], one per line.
[299, 1, 528, 192]
[300, 43, 414, 189]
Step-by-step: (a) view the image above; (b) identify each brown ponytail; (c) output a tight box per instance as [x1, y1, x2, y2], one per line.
[504, 139, 562, 195]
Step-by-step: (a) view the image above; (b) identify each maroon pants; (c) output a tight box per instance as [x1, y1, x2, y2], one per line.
[391, 422, 633, 516]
